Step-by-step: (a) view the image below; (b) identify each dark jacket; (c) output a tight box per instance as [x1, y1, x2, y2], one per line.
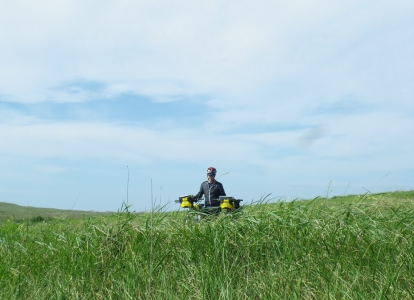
[195, 180, 226, 206]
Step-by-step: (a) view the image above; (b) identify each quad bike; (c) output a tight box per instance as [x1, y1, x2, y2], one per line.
[175, 195, 243, 222]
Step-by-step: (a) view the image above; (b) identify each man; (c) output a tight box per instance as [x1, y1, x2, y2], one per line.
[194, 167, 226, 207]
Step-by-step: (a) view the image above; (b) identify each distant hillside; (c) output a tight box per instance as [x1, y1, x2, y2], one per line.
[0, 202, 103, 222]
[2, 190, 413, 223]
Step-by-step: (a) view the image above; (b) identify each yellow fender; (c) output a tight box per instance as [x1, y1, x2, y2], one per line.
[181, 197, 193, 208]
[220, 199, 233, 210]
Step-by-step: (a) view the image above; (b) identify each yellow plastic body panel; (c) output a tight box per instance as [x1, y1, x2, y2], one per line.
[220, 199, 233, 209]
[181, 197, 193, 208]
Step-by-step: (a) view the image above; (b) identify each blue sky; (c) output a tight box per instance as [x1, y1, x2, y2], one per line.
[1, 0, 413, 211]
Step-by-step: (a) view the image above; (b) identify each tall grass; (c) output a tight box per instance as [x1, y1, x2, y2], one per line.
[0, 193, 413, 299]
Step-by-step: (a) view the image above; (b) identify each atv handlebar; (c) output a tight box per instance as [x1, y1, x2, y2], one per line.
[175, 198, 203, 203]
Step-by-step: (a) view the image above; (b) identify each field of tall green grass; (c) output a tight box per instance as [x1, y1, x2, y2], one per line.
[1, 191, 413, 299]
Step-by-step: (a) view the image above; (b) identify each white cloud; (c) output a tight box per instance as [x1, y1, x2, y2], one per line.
[1, 0, 412, 104]
[1, 106, 411, 171]
[0, 122, 258, 165]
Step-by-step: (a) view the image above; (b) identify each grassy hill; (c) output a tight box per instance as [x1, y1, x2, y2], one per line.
[3, 190, 413, 222]
[0, 202, 104, 223]
[1, 190, 413, 299]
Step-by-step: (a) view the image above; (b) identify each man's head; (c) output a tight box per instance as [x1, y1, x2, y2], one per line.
[207, 167, 217, 182]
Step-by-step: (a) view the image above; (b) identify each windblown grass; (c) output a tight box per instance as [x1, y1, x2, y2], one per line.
[1, 191, 413, 299]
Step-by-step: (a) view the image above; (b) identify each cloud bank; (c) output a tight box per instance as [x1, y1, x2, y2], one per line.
[0, 0, 413, 211]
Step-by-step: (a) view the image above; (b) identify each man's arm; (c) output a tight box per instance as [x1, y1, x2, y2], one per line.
[219, 182, 226, 196]
[194, 182, 205, 199]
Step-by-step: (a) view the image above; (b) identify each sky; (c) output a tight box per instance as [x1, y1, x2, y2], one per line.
[0, 0, 413, 212]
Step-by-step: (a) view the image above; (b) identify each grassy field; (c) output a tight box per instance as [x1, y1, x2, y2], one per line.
[1, 190, 413, 299]
[0, 202, 104, 224]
